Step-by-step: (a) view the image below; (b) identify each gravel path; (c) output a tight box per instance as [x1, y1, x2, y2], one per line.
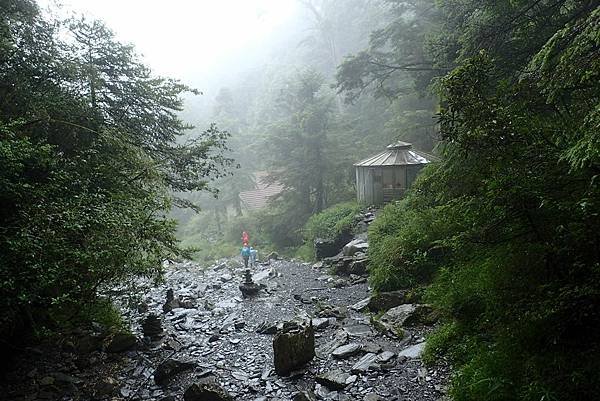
[1, 258, 450, 401]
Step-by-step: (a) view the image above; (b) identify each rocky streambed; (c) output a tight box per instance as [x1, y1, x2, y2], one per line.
[2, 257, 450, 401]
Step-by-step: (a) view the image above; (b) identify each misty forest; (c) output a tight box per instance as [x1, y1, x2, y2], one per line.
[1, 0, 599, 400]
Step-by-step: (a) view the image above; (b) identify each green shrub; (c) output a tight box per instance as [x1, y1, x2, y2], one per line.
[292, 201, 361, 261]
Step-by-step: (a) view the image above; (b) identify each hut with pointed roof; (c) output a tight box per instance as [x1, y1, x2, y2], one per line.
[354, 141, 437, 205]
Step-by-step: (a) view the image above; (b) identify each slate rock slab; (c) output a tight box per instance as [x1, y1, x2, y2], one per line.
[398, 342, 425, 359]
[316, 369, 350, 391]
[332, 343, 362, 359]
[351, 353, 378, 373]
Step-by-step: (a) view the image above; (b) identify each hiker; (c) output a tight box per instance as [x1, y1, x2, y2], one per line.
[241, 244, 251, 268]
[249, 247, 258, 267]
[242, 231, 249, 245]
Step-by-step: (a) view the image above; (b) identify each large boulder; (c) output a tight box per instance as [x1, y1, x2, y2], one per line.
[376, 304, 438, 337]
[183, 382, 233, 401]
[347, 257, 368, 275]
[367, 290, 411, 312]
[342, 239, 369, 256]
[314, 230, 353, 260]
[106, 332, 137, 353]
[273, 321, 315, 376]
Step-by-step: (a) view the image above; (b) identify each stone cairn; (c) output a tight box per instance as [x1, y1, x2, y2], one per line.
[142, 313, 163, 339]
[239, 269, 260, 298]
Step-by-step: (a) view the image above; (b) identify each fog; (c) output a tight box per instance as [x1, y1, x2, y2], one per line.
[41, 0, 298, 82]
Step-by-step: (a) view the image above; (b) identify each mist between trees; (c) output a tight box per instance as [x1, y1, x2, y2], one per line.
[1, 1, 599, 400]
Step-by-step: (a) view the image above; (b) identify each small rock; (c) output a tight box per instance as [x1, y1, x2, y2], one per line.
[316, 369, 350, 391]
[256, 321, 278, 334]
[312, 318, 330, 331]
[351, 353, 378, 373]
[376, 351, 396, 363]
[398, 342, 425, 359]
[364, 393, 384, 401]
[154, 359, 196, 385]
[349, 297, 370, 312]
[362, 343, 382, 354]
[184, 382, 233, 401]
[292, 390, 317, 401]
[332, 343, 362, 359]
[39, 376, 55, 386]
[94, 377, 118, 398]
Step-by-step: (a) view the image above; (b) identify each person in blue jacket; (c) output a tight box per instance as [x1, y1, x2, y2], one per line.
[241, 244, 251, 268]
[249, 247, 258, 267]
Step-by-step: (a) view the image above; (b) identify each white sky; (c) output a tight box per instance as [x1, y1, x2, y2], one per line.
[39, 0, 298, 81]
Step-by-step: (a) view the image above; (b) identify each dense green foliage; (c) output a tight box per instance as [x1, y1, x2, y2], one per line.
[349, 1, 600, 400]
[0, 1, 230, 339]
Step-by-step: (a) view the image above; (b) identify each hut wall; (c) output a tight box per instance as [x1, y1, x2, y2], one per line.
[356, 165, 426, 205]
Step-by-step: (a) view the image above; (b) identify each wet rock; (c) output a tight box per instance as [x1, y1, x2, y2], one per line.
[362, 343, 382, 354]
[273, 321, 315, 376]
[364, 393, 384, 401]
[332, 343, 362, 359]
[183, 382, 233, 401]
[342, 239, 368, 256]
[403, 304, 438, 326]
[256, 321, 278, 335]
[220, 273, 233, 282]
[312, 317, 331, 331]
[343, 324, 373, 337]
[377, 304, 417, 336]
[93, 377, 118, 398]
[266, 251, 279, 260]
[351, 353, 378, 373]
[142, 313, 164, 338]
[316, 369, 350, 391]
[318, 305, 347, 319]
[106, 332, 137, 353]
[75, 333, 103, 354]
[376, 351, 396, 363]
[292, 390, 317, 401]
[367, 290, 410, 312]
[347, 257, 368, 275]
[154, 359, 196, 385]
[315, 239, 342, 260]
[398, 342, 425, 359]
[319, 330, 349, 356]
[350, 297, 371, 312]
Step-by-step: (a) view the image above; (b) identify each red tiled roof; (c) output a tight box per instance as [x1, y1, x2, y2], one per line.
[239, 172, 284, 210]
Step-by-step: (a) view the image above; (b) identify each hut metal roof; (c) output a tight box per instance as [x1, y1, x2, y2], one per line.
[354, 141, 438, 167]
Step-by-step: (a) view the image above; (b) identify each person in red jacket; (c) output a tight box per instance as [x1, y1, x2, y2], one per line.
[242, 231, 249, 245]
